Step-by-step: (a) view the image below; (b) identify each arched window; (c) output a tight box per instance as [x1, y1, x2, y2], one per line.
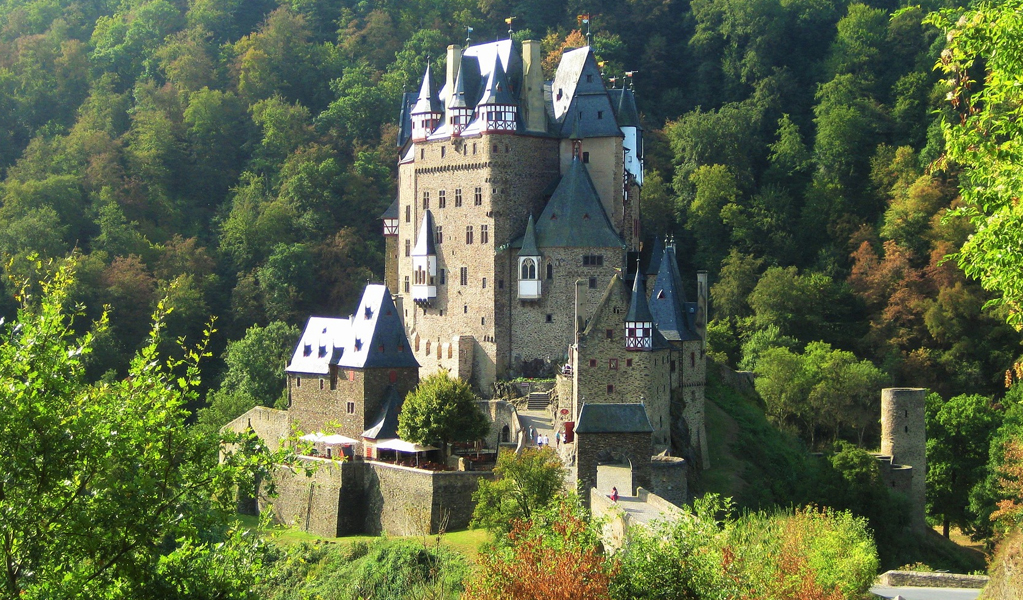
[425, 340, 431, 355]
[546, 263, 553, 279]
[520, 258, 537, 280]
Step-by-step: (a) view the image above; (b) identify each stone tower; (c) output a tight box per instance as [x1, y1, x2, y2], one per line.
[880, 387, 927, 529]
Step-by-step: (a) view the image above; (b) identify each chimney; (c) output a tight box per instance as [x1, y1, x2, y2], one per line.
[522, 39, 546, 134]
[445, 44, 462, 104]
[696, 270, 708, 349]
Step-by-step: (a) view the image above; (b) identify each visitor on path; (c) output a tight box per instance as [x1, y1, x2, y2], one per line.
[528, 426, 534, 442]
[610, 487, 619, 502]
[555, 431, 561, 447]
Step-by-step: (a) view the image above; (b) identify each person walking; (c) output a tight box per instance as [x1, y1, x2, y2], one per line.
[610, 486, 619, 502]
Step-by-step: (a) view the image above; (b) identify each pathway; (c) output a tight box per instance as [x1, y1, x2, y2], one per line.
[870, 586, 982, 600]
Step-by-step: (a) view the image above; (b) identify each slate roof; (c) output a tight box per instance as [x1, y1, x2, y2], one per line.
[625, 261, 654, 323]
[396, 91, 415, 147]
[535, 158, 624, 249]
[412, 210, 436, 255]
[608, 88, 641, 128]
[582, 275, 669, 350]
[643, 236, 663, 276]
[381, 196, 398, 220]
[552, 47, 622, 139]
[411, 65, 442, 114]
[361, 386, 404, 440]
[575, 403, 653, 434]
[286, 285, 419, 374]
[649, 242, 701, 342]
[477, 59, 515, 106]
[518, 213, 539, 257]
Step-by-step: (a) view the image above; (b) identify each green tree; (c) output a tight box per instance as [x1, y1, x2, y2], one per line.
[928, 1, 1023, 328]
[471, 447, 565, 534]
[0, 259, 281, 598]
[926, 392, 1002, 538]
[397, 372, 489, 458]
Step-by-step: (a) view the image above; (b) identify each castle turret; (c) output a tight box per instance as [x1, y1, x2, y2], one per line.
[446, 63, 472, 137]
[881, 387, 927, 530]
[411, 210, 437, 305]
[517, 214, 541, 300]
[625, 261, 654, 351]
[410, 65, 442, 142]
[381, 198, 399, 293]
[473, 59, 517, 133]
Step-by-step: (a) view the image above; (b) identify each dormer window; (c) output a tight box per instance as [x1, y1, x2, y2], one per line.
[318, 345, 327, 357]
[354, 338, 362, 351]
[364, 306, 373, 319]
[303, 344, 312, 357]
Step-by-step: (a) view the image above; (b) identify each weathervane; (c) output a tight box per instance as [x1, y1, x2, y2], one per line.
[466, 26, 473, 46]
[505, 17, 515, 39]
[577, 14, 592, 45]
[625, 70, 638, 91]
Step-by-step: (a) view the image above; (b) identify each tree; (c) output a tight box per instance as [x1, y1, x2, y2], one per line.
[464, 497, 613, 600]
[0, 259, 282, 598]
[397, 372, 489, 458]
[471, 447, 565, 534]
[926, 393, 1002, 538]
[928, 1, 1023, 329]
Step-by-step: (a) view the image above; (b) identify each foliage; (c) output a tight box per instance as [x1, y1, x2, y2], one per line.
[928, 1, 1023, 330]
[397, 372, 490, 455]
[258, 538, 469, 600]
[926, 392, 1002, 538]
[611, 494, 878, 600]
[464, 497, 613, 600]
[990, 439, 1023, 532]
[0, 259, 285, 598]
[471, 447, 565, 534]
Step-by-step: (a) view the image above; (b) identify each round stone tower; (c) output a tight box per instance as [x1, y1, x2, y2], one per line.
[880, 387, 927, 530]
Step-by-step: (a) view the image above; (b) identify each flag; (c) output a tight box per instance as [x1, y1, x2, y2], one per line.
[505, 17, 514, 25]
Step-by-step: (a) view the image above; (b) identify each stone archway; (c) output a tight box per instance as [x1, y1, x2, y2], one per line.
[595, 448, 634, 498]
[574, 432, 652, 504]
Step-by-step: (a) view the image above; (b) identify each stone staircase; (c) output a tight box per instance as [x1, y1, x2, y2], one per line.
[527, 391, 550, 410]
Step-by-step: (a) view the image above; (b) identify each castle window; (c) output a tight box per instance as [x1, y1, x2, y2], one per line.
[405, 240, 411, 257]
[626, 359, 633, 367]
[455, 188, 463, 207]
[583, 254, 604, 266]
[609, 359, 618, 370]
[437, 343, 442, 358]
[460, 267, 468, 285]
[330, 370, 337, 390]
[448, 345, 453, 358]
[425, 340, 431, 354]
[546, 314, 553, 323]
[505, 144, 509, 153]
[481, 316, 485, 326]
[607, 384, 614, 394]
[439, 269, 445, 284]
[319, 379, 324, 390]
[588, 277, 597, 289]
[547, 263, 553, 279]
[438, 190, 446, 208]
[296, 377, 301, 387]
[482, 277, 487, 289]
[466, 226, 474, 244]
[474, 187, 483, 206]
[499, 279, 504, 289]
[481, 224, 489, 244]
[464, 305, 468, 313]
[404, 276, 410, 293]
[436, 226, 443, 244]
[691, 352, 695, 368]
[346, 401, 355, 414]
[441, 146, 446, 158]
[582, 151, 590, 163]
[521, 258, 537, 280]
[905, 426, 909, 433]
[422, 191, 429, 210]
[606, 329, 614, 340]
[597, 110, 603, 119]
[405, 205, 411, 222]
[318, 345, 327, 358]
[589, 359, 597, 367]
[671, 360, 676, 372]
[587, 74, 593, 83]
[420, 149, 424, 159]
[303, 344, 311, 357]
[493, 144, 498, 153]
[473, 143, 477, 154]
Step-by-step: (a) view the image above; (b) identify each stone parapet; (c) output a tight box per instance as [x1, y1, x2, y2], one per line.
[876, 570, 989, 589]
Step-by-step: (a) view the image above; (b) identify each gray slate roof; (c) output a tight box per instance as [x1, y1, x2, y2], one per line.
[575, 403, 653, 434]
[286, 285, 419, 373]
[397, 91, 415, 147]
[412, 210, 437, 255]
[477, 59, 515, 106]
[625, 262, 654, 323]
[381, 196, 398, 220]
[649, 243, 701, 343]
[518, 213, 539, 257]
[411, 65, 442, 114]
[362, 386, 404, 440]
[608, 89, 641, 128]
[535, 158, 624, 249]
[552, 47, 622, 139]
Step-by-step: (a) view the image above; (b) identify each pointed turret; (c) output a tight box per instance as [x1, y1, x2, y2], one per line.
[474, 59, 517, 133]
[625, 259, 654, 351]
[535, 157, 624, 249]
[446, 63, 473, 136]
[517, 214, 541, 300]
[411, 210, 437, 304]
[410, 66, 442, 142]
[649, 238, 700, 344]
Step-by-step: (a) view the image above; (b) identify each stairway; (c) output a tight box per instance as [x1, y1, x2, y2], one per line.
[527, 391, 550, 410]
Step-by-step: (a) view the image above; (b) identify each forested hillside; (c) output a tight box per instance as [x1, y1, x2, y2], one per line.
[0, 0, 1018, 433]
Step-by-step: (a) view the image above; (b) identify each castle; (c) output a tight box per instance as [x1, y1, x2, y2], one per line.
[227, 37, 710, 536]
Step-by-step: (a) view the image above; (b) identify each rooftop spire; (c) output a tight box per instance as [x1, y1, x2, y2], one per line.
[411, 64, 440, 115]
[626, 258, 653, 323]
[518, 214, 539, 257]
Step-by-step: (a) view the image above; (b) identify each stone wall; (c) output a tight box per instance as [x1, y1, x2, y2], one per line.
[477, 399, 523, 449]
[679, 339, 708, 468]
[223, 406, 292, 452]
[874, 454, 914, 500]
[877, 570, 989, 589]
[266, 458, 355, 537]
[649, 455, 687, 507]
[575, 431, 652, 506]
[557, 136, 626, 242]
[412, 334, 475, 385]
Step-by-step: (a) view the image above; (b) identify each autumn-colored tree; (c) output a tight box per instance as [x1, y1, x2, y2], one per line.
[464, 498, 613, 600]
[990, 440, 1023, 532]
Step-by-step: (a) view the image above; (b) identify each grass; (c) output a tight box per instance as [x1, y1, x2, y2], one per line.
[234, 513, 489, 558]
